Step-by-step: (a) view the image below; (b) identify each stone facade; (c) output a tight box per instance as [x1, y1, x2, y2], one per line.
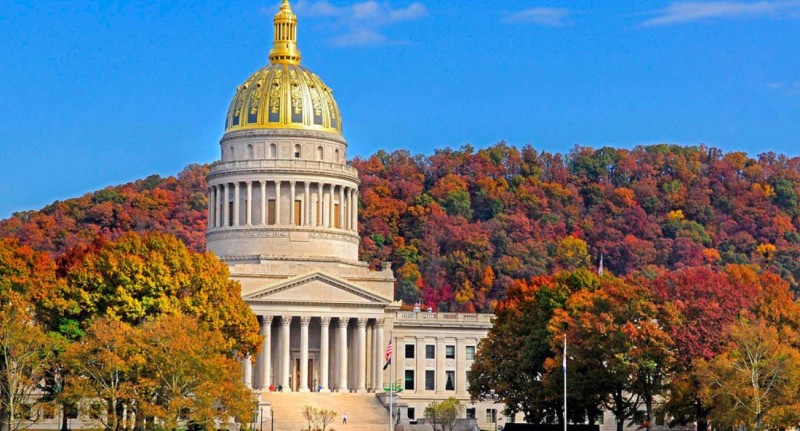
[203, 3, 505, 429]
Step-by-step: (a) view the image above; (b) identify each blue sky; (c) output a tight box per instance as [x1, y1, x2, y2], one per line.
[1, 0, 799, 218]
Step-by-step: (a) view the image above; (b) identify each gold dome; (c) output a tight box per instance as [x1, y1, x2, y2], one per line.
[225, 0, 342, 135]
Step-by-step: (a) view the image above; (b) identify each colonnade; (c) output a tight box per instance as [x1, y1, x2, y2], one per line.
[242, 315, 385, 393]
[207, 180, 358, 231]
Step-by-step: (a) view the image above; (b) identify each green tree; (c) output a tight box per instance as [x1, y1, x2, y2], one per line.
[424, 397, 464, 431]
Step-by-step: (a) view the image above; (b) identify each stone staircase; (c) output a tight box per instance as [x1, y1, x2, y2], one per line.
[260, 391, 390, 431]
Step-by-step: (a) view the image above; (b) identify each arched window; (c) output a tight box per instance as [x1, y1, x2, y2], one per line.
[270, 143, 277, 158]
[247, 144, 254, 159]
[228, 146, 234, 161]
[294, 144, 301, 158]
[335, 149, 340, 163]
[317, 146, 324, 160]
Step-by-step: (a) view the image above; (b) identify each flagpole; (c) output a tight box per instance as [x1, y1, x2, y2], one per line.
[563, 334, 567, 431]
[390, 333, 394, 431]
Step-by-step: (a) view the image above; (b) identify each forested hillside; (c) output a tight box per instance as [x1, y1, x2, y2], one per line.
[3, 143, 800, 312]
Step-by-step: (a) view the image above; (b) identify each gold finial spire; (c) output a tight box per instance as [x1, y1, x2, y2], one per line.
[269, 0, 302, 65]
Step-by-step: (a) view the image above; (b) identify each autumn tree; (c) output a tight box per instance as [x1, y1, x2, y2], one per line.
[63, 315, 252, 431]
[0, 294, 55, 431]
[424, 397, 464, 431]
[137, 314, 252, 429]
[51, 231, 260, 354]
[651, 266, 758, 431]
[302, 405, 338, 431]
[552, 273, 673, 431]
[699, 317, 800, 430]
[469, 270, 608, 424]
[468, 277, 569, 423]
[61, 318, 142, 431]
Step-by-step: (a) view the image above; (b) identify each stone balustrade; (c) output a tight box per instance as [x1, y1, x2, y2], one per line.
[209, 158, 359, 181]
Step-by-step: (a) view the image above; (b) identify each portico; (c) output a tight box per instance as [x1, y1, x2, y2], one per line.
[243, 314, 387, 393]
[237, 271, 393, 393]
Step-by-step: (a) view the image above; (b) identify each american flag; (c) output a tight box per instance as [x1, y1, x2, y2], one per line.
[383, 339, 393, 370]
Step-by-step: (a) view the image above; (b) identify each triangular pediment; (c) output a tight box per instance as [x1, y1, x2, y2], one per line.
[242, 271, 391, 305]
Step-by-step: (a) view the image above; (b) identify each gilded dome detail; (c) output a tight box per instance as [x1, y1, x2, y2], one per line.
[224, 0, 343, 136]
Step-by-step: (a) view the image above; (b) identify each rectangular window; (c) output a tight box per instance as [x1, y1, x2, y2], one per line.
[228, 202, 234, 226]
[408, 408, 416, 420]
[466, 346, 476, 360]
[445, 345, 455, 359]
[268, 200, 276, 225]
[316, 201, 321, 225]
[466, 408, 476, 419]
[425, 370, 435, 390]
[445, 370, 455, 391]
[404, 370, 415, 390]
[334, 203, 341, 227]
[405, 344, 415, 359]
[425, 344, 435, 359]
[294, 200, 302, 225]
[486, 409, 497, 424]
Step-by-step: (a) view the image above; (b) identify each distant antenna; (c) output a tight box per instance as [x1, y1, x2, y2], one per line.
[598, 254, 604, 276]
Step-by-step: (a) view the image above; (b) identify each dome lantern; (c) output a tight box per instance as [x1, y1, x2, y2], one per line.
[269, 0, 301, 65]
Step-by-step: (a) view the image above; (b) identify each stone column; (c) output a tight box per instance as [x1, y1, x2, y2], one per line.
[320, 317, 331, 392]
[222, 184, 229, 227]
[246, 181, 252, 226]
[290, 181, 296, 225]
[354, 189, 359, 231]
[375, 319, 385, 392]
[299, 316, 310, 392]
[338, 317, 349, 392]
[348, 188, 354, 230]
[415, 337, 424, 394]
[326, 184, 333, 228]
[207, 187, 214, 229]
[436, 338, 445, 393]
[260, 316, 273, 389]
[317, 183, 323, 227]
[233, 182, 240, 226]
[366, 322, 372, 390]
[275, 181, 282, 225]
[345, 188, 350, 230]
[456, 338, 467, 394]
[356, 318, 367, 392]
[243, 355, 253, 389]
[304, 182, 311, 226]
[260, 180, 267, 225]
[214, 185, 220, 228]
[281, 316, 291, 391]
[338, 186, 345, 229]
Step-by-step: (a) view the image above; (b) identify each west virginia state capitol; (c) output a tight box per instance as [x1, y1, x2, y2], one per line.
[205, 1, 496, 429]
